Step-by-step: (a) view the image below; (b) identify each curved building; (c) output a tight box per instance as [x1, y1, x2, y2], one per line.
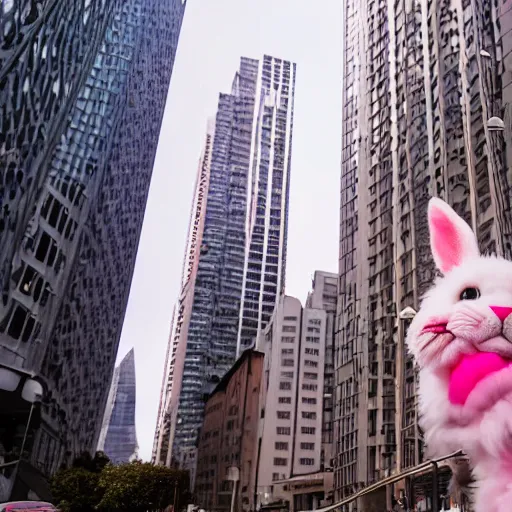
[0, 0, 186, 498]
[98, 349, 138, 464]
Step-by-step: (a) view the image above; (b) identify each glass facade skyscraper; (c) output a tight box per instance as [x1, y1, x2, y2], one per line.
[154, 56, 296, 483]
[0, 0, 186, 495]
[97, 349, 138, 464]
[335, 0, 512, 505]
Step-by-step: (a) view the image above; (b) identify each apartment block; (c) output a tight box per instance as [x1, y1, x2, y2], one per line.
[254, 271, 337, 512]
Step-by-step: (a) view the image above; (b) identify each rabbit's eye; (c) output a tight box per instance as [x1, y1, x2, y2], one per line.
[459, 287, 481, 300]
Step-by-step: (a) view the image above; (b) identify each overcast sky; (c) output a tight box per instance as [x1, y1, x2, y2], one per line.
[116, 0, 342, 461]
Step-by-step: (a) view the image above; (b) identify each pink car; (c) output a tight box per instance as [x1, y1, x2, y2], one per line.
[0, 502, 57, 512]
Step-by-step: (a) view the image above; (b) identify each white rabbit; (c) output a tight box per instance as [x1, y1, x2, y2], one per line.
[406, 197, 512, 512]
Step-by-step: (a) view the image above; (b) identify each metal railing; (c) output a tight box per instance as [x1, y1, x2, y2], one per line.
[302, 450, 465, 512]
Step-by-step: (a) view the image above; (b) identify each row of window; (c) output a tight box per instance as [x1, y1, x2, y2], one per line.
[279, 381, 319, 392]
[277, 411, 317, 420]
[275, 442, 315, 451]
[277, 397, 317, 406]
[273, 457, 315, 466]
[277, 426, 316, 435]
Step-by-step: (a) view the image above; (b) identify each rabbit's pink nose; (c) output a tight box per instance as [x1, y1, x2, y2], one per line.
[490, 306, 512, 322]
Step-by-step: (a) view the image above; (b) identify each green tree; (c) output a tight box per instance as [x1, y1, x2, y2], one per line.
[50, 466, 102, 512]
[97, 461, 190, 512]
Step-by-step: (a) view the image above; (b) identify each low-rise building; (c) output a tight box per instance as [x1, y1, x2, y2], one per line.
[195, 350, 265, 512]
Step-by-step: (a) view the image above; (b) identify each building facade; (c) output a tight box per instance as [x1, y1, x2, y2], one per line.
[336, 0, 512, 504]
[97, 349, 138, 464]
[195, 350, 264, 512]
[153, 120, 215, 470]
[153, 56, 296, 479]
[0, 0, 186, 494]
[254, 271, 337, 512]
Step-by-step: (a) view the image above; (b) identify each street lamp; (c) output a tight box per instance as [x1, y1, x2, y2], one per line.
[227, 466, 240, 512]
[395, 307, 417, 474]
[0, 367, 44, 500]
[487, 116, 505, 131]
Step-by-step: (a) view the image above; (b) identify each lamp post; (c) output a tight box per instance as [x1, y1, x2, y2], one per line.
[396, 307, 417, 474]
[227, 466, 240, 512]
[0, 369, 44, 501]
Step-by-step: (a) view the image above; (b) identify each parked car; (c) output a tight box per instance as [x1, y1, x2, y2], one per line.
[0, 502, 57, 512]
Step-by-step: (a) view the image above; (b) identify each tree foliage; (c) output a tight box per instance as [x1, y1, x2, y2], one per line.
[50, 467, 101, 512]
[51, 454, 190, 512]
[97, 461, 190, 512]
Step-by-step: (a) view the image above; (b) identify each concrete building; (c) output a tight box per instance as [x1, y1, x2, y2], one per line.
[97, 349, 138, 464]
[336, 0, 512, 505]
[0, 0, 186, 499]
[195, 350, 264, 512]
[153, 55, 296, 479]
[254, 271, 337, 512]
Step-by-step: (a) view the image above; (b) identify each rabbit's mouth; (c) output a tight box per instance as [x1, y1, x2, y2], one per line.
[448, 350, 512, 413]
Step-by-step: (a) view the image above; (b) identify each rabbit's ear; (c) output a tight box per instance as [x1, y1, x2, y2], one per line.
[428, 197, 479, 274]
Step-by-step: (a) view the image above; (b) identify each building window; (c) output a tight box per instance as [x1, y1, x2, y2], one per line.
[300, 458, 315, 466]
[275, 442, 289, 451]
[302, 383, 318, 391]
[280, 382, 292, 390]
[279, 397, 292, 404]
[300, 442, 315, 450]
[272, 473, 281, 482]
[281, 348, 294, 355]
[281, 371, 294, 379]
[282, 358, 294, 367]
[304, 372, 318, 380]
[301, 427, 316, 435]
[307, 326, 320, 333]
[277, 411, 291, 420]
[302, 411, 317, 420]
[277, 427, 291, 435]
[283, 326, 296, 333]
[282, 336, 295, 343]
[305, 348, 319, 356]
[309, 319, 321, 325]
[284, 316, 297, 321]
[274, 458, 288, 466]
[306, 336, 320, 343]
[305, 360, 318, 368]
[302, 397, 317, 405]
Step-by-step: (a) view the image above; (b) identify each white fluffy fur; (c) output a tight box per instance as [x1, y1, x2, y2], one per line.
[406, 199, 512, 512]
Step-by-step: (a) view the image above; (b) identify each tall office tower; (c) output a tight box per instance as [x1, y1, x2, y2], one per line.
[335, 0, 512, 504]
[97, 349, 138, 464]
[154, 56, 296, 481]
[253, 272, 338, 512]
[236, 57, 296, 354]
[0, 0, 186, 497]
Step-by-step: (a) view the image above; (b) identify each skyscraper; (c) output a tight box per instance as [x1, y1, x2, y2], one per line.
[335, 0, 512, 505]
[154, 56, 296, 480]
[153, 120, 215, 469]
[97, 349, 138, 464]
[0, 0, 186, 495]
